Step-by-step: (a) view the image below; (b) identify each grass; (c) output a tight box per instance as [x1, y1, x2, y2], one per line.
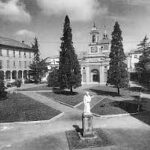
[0, 93, 61, 123]
[39, 90, 84, 107]
[91, 98, 143, 115]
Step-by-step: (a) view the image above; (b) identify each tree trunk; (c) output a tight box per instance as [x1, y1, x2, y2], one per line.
[70, 86, 73, 93]
[117, 87, 120, 95]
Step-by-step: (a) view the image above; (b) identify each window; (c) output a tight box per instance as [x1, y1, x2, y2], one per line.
[13, 50, 15, 57]
[19, 51, 21, 58]
[91, 46, 98, 53]
[7, 60, 10, 68]
[92, 35, 96, 43]
[19, 61, 21, 68]
[7, 50, 9, 57]
[24, 52, 26, 58]
[24, 61, 27, 68]
[0, 49, 2, 56]
[0, 60, 2, 69]
[13, 61, 16, 68]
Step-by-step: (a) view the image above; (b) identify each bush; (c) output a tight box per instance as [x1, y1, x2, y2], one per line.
[15, 79, 22, 88]
[47, 67, 59, 87]
[0, 71, 7, 99]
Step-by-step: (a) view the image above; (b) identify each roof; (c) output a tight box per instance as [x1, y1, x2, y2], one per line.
[0, 36, 31, 49]
[99, 37, 111, 44]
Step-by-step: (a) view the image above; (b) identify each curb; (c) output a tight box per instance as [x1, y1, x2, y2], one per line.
[92, 111, 146, 118]
[55, 100, 74, 108]
[0, 112, 64, 126]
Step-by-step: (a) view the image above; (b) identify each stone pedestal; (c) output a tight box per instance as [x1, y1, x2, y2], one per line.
[82, 113, 94, 138]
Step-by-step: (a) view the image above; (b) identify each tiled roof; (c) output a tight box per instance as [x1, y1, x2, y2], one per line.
[0, 36, 31, 49]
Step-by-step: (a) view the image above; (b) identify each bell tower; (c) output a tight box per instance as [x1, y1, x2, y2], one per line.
[90, 23, 99, 43]
[89, 23, 100, 54]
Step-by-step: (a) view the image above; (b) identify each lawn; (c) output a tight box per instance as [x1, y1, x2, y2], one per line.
[91, 98, 143, 115]
[0, 93, 61, 123]
[39, 90, 84, 107]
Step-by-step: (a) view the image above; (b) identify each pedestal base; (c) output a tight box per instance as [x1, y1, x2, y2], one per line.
[82, 113, 95, 139]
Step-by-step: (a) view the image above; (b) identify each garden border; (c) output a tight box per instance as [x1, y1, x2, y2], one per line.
[0, 112, 64, 126]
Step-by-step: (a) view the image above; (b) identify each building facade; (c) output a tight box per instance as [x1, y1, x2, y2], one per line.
[80, 24, 111, 84]
[127, 49, 142, 73]
[0, 36, 35, 83]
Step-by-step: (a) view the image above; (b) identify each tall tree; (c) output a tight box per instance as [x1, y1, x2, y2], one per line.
[32, 37, 40, 63]
[135, 36, 150, 83]
[58, 15, 81, 93]
[107, 22, 128, 95]
[29, 38, 48, 83]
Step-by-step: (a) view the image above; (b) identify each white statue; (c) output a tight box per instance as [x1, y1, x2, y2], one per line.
[83, 91, 93, 115]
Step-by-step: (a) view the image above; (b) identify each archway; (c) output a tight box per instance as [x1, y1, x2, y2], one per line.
[12, 70, 17, 79]
[0, 71, 4, 80]
[18, 70, 22, 79]
[91, 69, 99, 82]
[6, 71, 11, 80]
[23, 70, 27, 79]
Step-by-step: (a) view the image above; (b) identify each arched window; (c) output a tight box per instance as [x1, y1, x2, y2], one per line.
[92, 35, 96, 43]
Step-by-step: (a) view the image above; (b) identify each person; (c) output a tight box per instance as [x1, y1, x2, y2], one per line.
[83, 91, 94, 115]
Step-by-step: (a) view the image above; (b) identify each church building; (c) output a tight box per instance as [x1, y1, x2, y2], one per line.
[81, 24, 111, 84]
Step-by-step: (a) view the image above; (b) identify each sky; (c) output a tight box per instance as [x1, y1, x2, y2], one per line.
[0, 0, 150, 58]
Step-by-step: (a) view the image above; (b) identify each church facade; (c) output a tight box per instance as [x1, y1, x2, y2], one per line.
[80, 24, 111, 85]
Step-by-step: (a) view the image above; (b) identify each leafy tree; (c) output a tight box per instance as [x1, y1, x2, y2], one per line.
[107, 22, 128, 95]
[29, 38, 48, 83]
[0, 71, 7, 99]
[135, 36, 150, 84]
[58, 15, 81, 93]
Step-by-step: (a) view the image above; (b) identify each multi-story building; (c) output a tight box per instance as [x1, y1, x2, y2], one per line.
[0, 36, 35, 83]
[127, 49, 142, 73]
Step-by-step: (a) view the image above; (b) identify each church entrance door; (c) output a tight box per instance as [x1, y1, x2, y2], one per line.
[91, 69, 99, 82]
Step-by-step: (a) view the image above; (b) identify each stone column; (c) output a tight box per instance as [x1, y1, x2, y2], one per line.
[86, 66, 90, 84]
[82, 113, 95, 138]
[16, 71, 18, 79]
[10, 71, 12, 81]
[22, 71, 25, 84]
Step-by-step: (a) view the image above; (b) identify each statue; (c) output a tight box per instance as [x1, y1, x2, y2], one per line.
[83, 91, 93, 115]
[82, 91, 95, 138]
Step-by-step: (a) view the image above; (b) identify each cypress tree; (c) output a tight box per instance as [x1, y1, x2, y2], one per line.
[29, 38, 47, 83]
[58, 15, 81, 93]
[107, 22, 128, 95]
